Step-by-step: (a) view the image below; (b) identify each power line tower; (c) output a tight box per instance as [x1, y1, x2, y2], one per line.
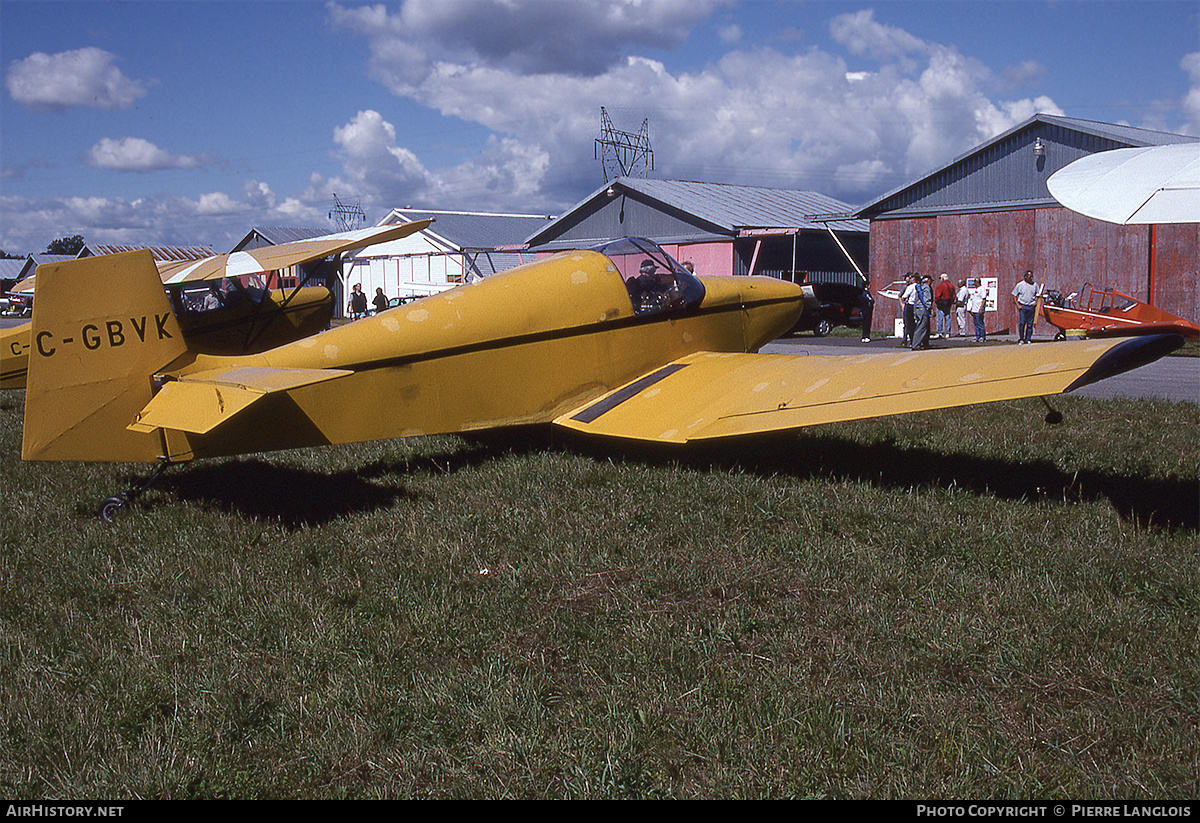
[594, 107, 653, 182]
[328, 193, 366, 232]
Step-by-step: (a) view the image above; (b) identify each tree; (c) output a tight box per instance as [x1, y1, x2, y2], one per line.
[45, 235, 85, 256]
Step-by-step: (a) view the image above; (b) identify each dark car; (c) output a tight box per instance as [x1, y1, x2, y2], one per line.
[790, 281, 871, 337]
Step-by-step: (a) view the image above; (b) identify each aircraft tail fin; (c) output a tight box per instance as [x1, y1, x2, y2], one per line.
[22, 250, 190, 463]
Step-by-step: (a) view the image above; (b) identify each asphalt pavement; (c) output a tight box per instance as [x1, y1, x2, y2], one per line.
[761, 332, 1199, 405]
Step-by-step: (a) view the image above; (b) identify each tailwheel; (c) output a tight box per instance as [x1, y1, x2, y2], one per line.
[98, 496, 127, 523]
[96, 461, 172, 522]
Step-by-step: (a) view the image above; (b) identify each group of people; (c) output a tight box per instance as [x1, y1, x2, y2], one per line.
[897, 269, 1042, 348]
[899, 271, 968, 349]
[347, 283, 389, 320]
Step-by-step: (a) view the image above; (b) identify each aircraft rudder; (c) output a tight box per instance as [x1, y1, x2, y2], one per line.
[22, 250, 190, 462]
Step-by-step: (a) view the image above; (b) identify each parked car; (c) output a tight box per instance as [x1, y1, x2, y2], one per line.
[790, 282, 868, 337]
[2, 291, 32, 317]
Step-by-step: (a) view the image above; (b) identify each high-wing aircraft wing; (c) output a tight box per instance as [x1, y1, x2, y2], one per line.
[155, 221, 432, 283]
[9, 221, 433, 294]
[2, 221, 435, 390]
[554, 336, 1180, 443]
[1047, 143, 1200, 224]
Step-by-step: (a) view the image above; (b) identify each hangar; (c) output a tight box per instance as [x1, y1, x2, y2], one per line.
[854, 114, 1199, 337]
[523, 177, 869, 286]
[343, 209, 555, 312]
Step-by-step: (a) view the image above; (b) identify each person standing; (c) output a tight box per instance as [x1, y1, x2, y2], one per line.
[899, 272, 917, 347]
[372, 287, 388, 315]
[1011, 270, 1041, 345]
[348, 283, 368, 320]
[955, 279, 970, 337]
[859, 287, 875, 343]
[934, 273, 955, 339]
[967, 279, 988, 343]
[911, 274, 934, 350]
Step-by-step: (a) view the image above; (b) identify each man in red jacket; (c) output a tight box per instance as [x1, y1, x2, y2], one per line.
[933, 273, 956, 339]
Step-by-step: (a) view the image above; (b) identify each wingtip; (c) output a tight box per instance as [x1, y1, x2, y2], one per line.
[1063, 333, 1185, 393]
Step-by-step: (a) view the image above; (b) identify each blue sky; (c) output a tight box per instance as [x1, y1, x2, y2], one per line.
[2, 0, 1197, 254]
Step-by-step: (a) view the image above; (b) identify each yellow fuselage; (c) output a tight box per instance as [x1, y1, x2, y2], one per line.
[166, 250, 804, 460]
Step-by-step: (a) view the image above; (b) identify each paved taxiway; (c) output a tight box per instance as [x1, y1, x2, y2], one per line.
[761, 333, 1199, 405]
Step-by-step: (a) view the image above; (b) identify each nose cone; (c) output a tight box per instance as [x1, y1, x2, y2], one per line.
[736, 276, 806, 349]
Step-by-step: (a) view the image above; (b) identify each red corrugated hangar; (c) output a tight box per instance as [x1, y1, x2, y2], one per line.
[853, 114, 1199, 338]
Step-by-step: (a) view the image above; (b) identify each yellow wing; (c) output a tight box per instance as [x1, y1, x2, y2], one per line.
[156, 221, 432, 284]
[554, 336, 1182, 443]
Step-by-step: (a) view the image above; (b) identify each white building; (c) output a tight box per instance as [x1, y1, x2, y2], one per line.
[342, 209, 555, 311]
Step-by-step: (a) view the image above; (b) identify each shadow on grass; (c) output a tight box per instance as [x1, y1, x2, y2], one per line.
[149, 460, 422, 528]
[147, 428, 552, 528]
[563, 430, 1200, 533]
[133, 425, 1195, 532]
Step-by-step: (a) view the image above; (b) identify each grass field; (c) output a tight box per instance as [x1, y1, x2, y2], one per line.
[1, 388, 1197, 799]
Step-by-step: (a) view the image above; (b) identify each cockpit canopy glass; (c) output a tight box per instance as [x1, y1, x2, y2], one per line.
[173, 273, 267, 315]
[591, 237, 705, 316]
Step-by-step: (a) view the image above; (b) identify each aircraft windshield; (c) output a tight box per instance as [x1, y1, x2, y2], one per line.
[591, 237, 705, 316]
[174, 274, 266, 315]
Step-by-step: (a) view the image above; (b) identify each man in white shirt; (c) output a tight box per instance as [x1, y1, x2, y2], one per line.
[1011, 270, 1041, 345]
[955, 279, 970, 337]
[898, 272, 916, 346]
[967, 279, 989, 343]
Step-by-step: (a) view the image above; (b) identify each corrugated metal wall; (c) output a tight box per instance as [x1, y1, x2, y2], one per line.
[871, 126, 1127, 217]
[866, 207, 1193, 336]
[1153, 224, 1200, 322]
[549, 191, 721, 245]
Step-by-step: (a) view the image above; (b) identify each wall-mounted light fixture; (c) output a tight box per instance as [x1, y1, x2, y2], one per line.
[1034, 137, 1046, 157]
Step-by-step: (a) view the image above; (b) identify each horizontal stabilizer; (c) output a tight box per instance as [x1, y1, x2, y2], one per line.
[555, 336, 1184, 444]
[129, 366, 351, 435]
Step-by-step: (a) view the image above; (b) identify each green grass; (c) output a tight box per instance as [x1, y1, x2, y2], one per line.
[1, 390, 1197, 798]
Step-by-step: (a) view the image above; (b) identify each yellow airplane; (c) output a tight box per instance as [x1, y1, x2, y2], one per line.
[1, 222, 431, 389]
[18, 236, 1183, 519]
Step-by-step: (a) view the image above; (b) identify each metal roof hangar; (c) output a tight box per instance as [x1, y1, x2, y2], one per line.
[524, 178, 869, 285]
[343, 209, 555, 313]
[855, 114, 1199, 337]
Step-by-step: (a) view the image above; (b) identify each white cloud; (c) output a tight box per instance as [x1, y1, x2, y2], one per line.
[85, 138, 214, 172]
[5, 47, 148, 111]
[719, 24, 742, 45]
[1181, 52, 1200, 135]
[328, 0, 729, 83]
[196, 192, 243, 216]
[0, 185, 325, 254]
[326, 2, 1074, 206]
[309, 109, 433, 205]
[829, 9, 926, 63]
